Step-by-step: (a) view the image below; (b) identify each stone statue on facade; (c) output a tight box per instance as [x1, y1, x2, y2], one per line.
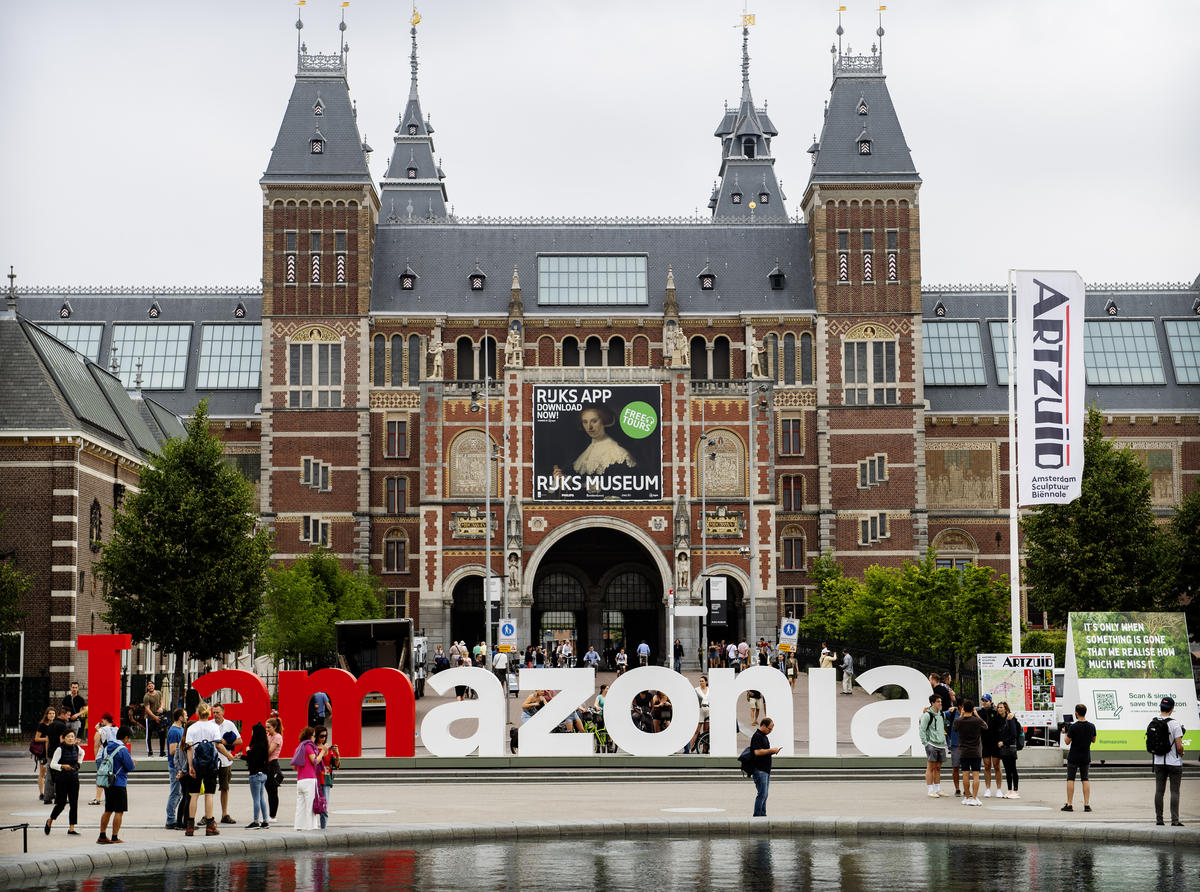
[664, 320, 687, 368]
[428, 330, 444, 378]
[505, 321, 523, 368]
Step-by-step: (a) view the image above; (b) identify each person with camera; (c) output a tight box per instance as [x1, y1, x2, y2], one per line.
[313, 726, 341, 829]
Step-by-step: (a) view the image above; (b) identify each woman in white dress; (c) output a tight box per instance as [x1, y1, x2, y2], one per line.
[564, 405, 635, 475]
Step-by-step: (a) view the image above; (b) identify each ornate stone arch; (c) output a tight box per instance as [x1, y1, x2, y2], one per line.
[523, 516, 672, 605]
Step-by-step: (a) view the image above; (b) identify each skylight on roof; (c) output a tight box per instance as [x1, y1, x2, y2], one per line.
[197, 324, 263, 389]
[988, 321, 1010, 385]
[923, 321, 985, 385]
[111, 324, 191, 389]
[537, 256, 648, 306]
[1084, 320, 1164, 385]
[1165, 319, 1200, 384]
[39, 323, 104, 363]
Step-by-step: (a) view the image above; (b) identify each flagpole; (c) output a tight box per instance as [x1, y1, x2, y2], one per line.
[1007, 270, 1021, 652]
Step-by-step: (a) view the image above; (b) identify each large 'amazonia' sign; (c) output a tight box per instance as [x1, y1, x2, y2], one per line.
[80, 635, 930, 758]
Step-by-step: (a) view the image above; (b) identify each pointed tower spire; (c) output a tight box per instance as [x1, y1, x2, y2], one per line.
[381, 7, 449, 221]
[709, 13, 787, 220]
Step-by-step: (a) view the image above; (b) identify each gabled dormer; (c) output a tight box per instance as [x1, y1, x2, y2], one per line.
[709, 25, 787, 221]
[380, 18, 449, 222]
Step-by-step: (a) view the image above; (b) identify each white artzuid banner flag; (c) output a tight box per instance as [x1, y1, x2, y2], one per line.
[1014, 271, 1085, 505]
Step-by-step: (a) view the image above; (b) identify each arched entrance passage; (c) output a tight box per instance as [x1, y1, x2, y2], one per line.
[449, 576, 484, 650]
[530, 526, 667, 665]
[703, 572, 745, 651]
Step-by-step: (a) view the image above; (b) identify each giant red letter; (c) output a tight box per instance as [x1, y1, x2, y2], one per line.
[191, 669, 272, 737]
[278, 667, 414, 758]
[78, 634, 131, 749]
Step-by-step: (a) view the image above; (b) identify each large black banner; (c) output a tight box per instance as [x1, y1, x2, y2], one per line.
[532, 385, 663, 501]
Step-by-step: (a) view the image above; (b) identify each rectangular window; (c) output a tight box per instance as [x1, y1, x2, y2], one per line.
[111, 324, 192, 389]
[197, 324, 262, 389]
[780, 418, 803, 456]
[301, 515, 329, 547]
[1165, 320, 1200, 384]
[858, 512, 890, 545]
[536, 255, 649, 306]
[935, 557, 974, 570]
[334, 231, 346, 252]
[843, 342, 868, 405]
[782, 587, 807, 618]
[385, 419, 408, 457]
[837, 231, 849, 251]
[923, 321, 986, 386]
[285, 231, 297, 252]
[1084, 320, 1164, 385]
[385, 477, 407, 514]
[39, 323, 104, 363]
[384, 538, 406, 572]
[310, 232, 321, 252]
[872, 341, 897, 404]
[886, 231, 898, 251]
[302, 458, 312, 486]
[988, 320, 1011, 385]
[781, 475, 802, 511]
[385, 590, 410, 619]
[781, 536, 805, 570]
[861, 231, 873, 251]
[301, 459, 330, 491]
[288, 342, 341, 407]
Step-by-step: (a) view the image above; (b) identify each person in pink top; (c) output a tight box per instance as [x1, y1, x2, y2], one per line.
[264, 717, 284, 825]
[290, 726, 329, 831]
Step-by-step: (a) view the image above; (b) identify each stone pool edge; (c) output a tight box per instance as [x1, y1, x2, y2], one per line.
[1, 817, 1197, 887]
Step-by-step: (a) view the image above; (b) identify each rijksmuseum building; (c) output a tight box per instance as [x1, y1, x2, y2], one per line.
[5, 19, 1198, 685]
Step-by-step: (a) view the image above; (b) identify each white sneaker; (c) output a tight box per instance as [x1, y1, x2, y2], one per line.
[962, 797, 970, 805]
[928, 790, 940, 798]
[1007, 792, 1020, 799]
[983, 789, 992, 798]
[972, 798, 984, 806]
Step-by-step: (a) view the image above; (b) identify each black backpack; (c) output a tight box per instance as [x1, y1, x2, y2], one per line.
[738, 746, 755, 777]
[1146, 717, 1173, 756]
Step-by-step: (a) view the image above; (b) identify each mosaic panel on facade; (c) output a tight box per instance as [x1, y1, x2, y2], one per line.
[925, 439, 999, 509]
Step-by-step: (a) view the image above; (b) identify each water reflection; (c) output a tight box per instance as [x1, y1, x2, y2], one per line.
[21, 837, 1200, 892]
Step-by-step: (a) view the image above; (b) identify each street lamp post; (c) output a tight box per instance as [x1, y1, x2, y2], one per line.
[471, 333, 495, 660]
[699, 429, 715, 664]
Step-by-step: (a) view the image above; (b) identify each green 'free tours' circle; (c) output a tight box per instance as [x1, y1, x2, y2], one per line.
[618, 401, 658, 439]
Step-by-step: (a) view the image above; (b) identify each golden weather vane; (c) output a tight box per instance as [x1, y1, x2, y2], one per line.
[411, 4, 421, 27]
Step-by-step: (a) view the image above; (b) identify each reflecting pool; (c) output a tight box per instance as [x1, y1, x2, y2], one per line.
[19, 836, 1198, 891]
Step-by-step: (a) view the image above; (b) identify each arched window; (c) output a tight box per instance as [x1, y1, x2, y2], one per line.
[383, 528, 407, 573]
[843, 324, 897, 405]
[584, 336, 603, 367]
[780, 525, 806, 571]
[373, 334, 386, 386]
[606, 571, 655, 608]
[764, 333, 779, 382]
[712, 336, 731, 380]
[407, 334, 420, 385]
[800, 333, 814, 386]
[481, 336, 498, 379]
[390, 335, 404, 386]
[455, 337, 474, 381]
[742, 137, 756, 159]
[607, 336, 625, 367]
[562, 336, 580, 366]
[783, 334, 797, 385]
[690, 336, 708, 380]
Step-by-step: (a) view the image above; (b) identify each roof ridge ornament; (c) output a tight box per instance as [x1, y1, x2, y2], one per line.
[4, 265, 16, 318]
[830, 5, 886, 77]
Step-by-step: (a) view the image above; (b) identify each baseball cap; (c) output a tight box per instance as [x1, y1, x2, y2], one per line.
[981, 693, 993, 702]
[1160, 697, 1175, 711]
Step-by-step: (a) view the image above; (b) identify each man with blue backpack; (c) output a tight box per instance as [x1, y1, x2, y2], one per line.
[96, 726, 135, 844]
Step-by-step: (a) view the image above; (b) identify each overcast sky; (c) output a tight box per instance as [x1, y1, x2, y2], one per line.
[3, 0, 1197, 289]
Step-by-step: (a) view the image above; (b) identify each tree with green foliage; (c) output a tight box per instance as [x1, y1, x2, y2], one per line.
[97, 401, 273, 708]
[258, 548, 383, 668]
[1168, 486, 1200, 632]
[801, 548, 1010, 679]
[1023, 407, 1174, 618]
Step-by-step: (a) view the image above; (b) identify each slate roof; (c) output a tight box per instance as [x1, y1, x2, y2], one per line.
[369, 223, 815, 316]
[261, 54, 372, 186]
[807, 54, 920, 186]
[0, 316, 184, 457]
[922, 283, 1200, 413]
[18, 288, 262, 419]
